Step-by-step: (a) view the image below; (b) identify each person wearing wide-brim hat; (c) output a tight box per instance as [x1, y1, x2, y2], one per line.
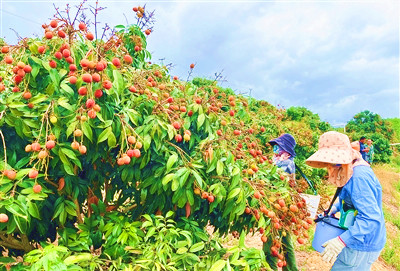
[268, 133, 296, 182]
[306, 131, 386, 270]
[263, 133, 298, 271]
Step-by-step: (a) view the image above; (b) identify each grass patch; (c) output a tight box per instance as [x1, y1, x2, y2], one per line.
[396, 180, 400, 193]
[392, 214, 400, 230]
[381, 233, 400, 270]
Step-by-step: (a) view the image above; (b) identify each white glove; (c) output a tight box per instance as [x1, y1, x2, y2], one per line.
[328, 205, 338, 216]
[321, 237, 346, 263]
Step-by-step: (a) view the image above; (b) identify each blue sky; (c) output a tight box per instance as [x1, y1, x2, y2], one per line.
[1, 0, 399, 126]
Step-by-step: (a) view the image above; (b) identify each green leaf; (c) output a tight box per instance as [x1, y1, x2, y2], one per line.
[66, 120, 79, 138]
[82, 122, 93, 143]
[98, 127, 112, 143]
[171, 178, 179, 191]
[27, 201, 41, 219]
[5, 204, 27, 220]
[144, 134, 151, 151]
[162, 173, 175, 186]
[64, 253, 93, 265]
[108, 131, 117, 147]
[166, 153, 178, 171]
[197, 113, 205, 127]
[58, 148, 75, 175]
[191, 170, 203, 189]
[14, 216, 28, 234]
[189, 242, 204, 253]
[186, 189, 194, 206]
[216, 160, 224, 175]
[210, 260, 226, 271]
[227, 188, 241, 200]
[60, 83, 75, 96]
[57, 97, 74, 111]
[176, 247, 188, 254]
[145, 227, 156, 240]
[113, 70, 125, 94]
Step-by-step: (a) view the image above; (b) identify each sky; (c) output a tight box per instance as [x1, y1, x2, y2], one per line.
[0, 0, 399, 126]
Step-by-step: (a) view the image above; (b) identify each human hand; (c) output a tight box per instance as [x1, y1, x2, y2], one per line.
[321, 237, 346, 263]
[328, 205, 338, 216]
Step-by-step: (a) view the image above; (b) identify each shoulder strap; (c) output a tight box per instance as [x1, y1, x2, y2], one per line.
[294, 164, 317, 195]
[326, 187, 343, 215]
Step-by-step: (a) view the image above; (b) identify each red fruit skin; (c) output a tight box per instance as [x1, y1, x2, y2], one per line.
[65, 56, 74, 64]
[49, 60, 57, 68]
[58, 30, 66, 38]
[62, 49, 70, 58]
[112, 58, 121, 67]
[79, 22, 86, 30]
[29, 169, 38, 179]
[126, 149, 134, 158]
[86, 98, 95, 108]
[50, 20, 58, 28]
[103, 80, 112, 89]
[69, 76, 77, 84]
[129, 86, 137, 93]
[92, 73, 101, 82]
[82, 73, 92, 83]
[38, 46, 46, 54]
[33, 184, 42, 193]
[96, 62, 105, 71]
[45, 31, 53, 39]
[132, 149, 141, 158]
[94, 89, 103, 98]
[78, 87, 87, 96]
[124, 55, 133, 64]
[175, 134, 183, 142]
[88, 109, 96, 119]
[86, 32, 94, 40]
[0, 213, 9, 223]
[172, 122, 181, 130]
[46, 140, 56, 149]
[24, 65, 32, 73]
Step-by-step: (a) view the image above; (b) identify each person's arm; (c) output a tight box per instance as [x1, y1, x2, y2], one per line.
[339, 171, 382, 246]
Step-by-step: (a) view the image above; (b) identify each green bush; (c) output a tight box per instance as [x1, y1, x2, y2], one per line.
[346, 111, 394, 163]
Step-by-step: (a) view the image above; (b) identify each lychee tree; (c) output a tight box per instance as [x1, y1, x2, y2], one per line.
[0, 3, 318, 270]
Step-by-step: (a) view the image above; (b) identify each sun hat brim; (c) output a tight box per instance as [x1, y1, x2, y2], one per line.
[305, 147, 354, 168]
[269, 135, 296, 157]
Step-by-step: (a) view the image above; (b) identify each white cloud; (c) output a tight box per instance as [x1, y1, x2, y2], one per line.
[0, 1, 398, 123]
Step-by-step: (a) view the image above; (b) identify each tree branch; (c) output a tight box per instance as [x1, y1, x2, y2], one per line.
[0, 232, 34, 252]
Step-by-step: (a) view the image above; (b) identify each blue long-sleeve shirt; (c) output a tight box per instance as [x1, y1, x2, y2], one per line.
[274, 157, 295, 174]
[336, 165, 386, 251]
